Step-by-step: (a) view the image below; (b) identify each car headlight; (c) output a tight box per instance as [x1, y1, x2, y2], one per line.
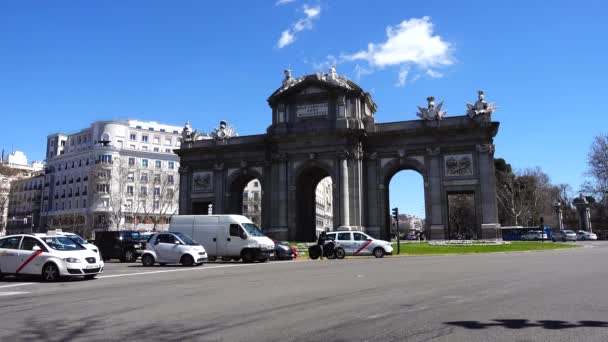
[63, 257, 81, 263]
[279, 245, 291, 251]
[198, 252, 206, 255]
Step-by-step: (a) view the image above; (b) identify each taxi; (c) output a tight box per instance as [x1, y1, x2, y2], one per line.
[0, 233, 104, 281]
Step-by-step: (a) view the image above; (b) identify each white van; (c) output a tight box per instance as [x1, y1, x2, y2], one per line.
[170, 215, 275, 263]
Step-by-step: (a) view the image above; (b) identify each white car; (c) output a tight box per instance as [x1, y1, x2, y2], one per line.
[141, 232, 208, 267]
[521, 230, 548, 240]
[326, 231, 393, 258]
[577, 230, 597, 240]
[0, 234, 104, 281]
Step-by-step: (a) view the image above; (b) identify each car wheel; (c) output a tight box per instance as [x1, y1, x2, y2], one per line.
[242, 250, 255, 263]
[259, 258, 268, 263]
[335, 247, 346, 259]
[41, 263, 60, 282]
[221, 256, 232, 261]
[142, 254, 155, 267]
[552, 238, 556, 242]
[208, 256, 216, 262]
[159, 263, 166, 266]
[181, 254, 195, 267]
[122, 249, 135, 263]
[373, 247, 385, 258]
[232, 257, 241, 262]
[0, 268, 4, 280]
[84, 275, 96, 280]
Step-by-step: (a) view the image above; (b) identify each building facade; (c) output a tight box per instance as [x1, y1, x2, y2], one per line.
[41, 120, 182, 237]
[6, 174, 44, 234]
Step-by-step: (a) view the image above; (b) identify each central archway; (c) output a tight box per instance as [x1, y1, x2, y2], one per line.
[296, 166, 333, 242]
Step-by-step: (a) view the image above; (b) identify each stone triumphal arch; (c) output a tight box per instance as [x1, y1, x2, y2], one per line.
[176, 68, 500, 241]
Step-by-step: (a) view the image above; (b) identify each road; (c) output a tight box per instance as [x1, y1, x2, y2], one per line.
[1, 242, 608, 342]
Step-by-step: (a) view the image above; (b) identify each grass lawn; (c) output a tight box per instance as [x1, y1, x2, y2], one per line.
[390, 241, 579, 255]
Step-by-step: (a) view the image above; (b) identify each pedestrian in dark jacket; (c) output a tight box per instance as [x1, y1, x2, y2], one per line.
[317, 231, 327, 260]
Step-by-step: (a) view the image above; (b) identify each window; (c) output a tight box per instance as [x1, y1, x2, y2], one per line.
[155, 160, 162, 169]
[153, 137, 160, 144]
[130, 133, 137, 141]
[142, 135, 148, 142]
[136, 125, 142, 129]
[142, 159, 148, 168]
[140, 173, 148, 183]
[127, 173, 134, 181]
[164, 138, 172, 146]
[165, 148, 172, 153]
[254, 181, 259, 188]
[166, 188, 174, 198]
[229, 224, 242, 237]
[128, 157, 135, 166]
[83, 199, 86, 207]
[153, 201, 160, 210]
[0, 236, 22, 249]
[140, 186, 148, 196]
[157, 234, 176, 244]
[142, 146, 148, 151]
[353, 233, 367, 241]
[154, 187, 160, 196]
[337, 232, 351, 241]
[160, 128, 166, 132]
[61, 141, 66, 147]
[154, 174, 161, 183]
[127, 186, 134, 195]
[130, 144, 136, 149]
[102, 199, 109, 208]
[153, 147, 159, 152]
[168, 161, 175, 169]
[148, 127, 154, 131]
[126, 199, 133, 210]
[97, 184, 110, 193]
[167, 175, 174, 184]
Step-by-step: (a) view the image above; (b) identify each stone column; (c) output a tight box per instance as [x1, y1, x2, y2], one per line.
[178, 166, 190, 214]
[213, 162, 224, 213]
[426, 147, 444, 240]
[340, 152, 350, 229]
[477, 144, 501, 239]
[268, 153, 289, 240]
[553, 202, 564, 231]
[574, 199, 592, 232]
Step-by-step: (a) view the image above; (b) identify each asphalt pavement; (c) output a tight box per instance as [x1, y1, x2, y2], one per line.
[1, 241, 608, 342]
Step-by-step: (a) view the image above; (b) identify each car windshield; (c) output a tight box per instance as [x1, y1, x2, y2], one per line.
[565, 230, 575, 234]
[65, 234, 87, 245]
[173, 232, 199, 246]
[42, 236, 85, 251]
[242, 223, 265, 237]
[122, 232, 141, 240]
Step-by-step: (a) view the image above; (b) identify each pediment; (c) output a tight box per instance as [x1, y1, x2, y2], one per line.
[298, 86, 327, 95]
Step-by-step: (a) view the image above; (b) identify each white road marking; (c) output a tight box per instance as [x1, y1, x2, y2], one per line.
[98, 261, 291, 279]
[0, 283, 35, 289]
[0, 291, 30, 297]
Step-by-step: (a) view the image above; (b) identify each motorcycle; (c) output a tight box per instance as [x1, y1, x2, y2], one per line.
[308, 240, 346, 260]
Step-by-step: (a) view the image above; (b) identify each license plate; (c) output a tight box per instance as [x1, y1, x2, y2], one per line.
[86, 264, 98, 269]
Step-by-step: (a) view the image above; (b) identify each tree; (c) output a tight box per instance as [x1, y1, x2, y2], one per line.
[583, 134, 608, 202]
[495, 158, 526, 226]
[447, 193, 476, 239]
[135, 172, 179, 231]
[90, 156, 130, 230]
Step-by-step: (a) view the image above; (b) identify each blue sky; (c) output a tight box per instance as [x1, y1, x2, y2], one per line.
[1, 1, 607, 218]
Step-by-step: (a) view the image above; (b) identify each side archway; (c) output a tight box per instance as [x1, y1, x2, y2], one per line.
[225, 169, 265, 224]
[379, 158, 428, 240]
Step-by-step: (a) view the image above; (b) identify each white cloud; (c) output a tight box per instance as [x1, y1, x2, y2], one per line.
[339, 17, 453, 85]
[276, 0, 296, 5]
[425, 69, 443, 78]
[278, 30, 295, 48]
[276, 4, 321, 49]
[396, 66, 409, 87]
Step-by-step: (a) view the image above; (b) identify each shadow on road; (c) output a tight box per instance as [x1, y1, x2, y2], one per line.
[445, 319, 608, 330]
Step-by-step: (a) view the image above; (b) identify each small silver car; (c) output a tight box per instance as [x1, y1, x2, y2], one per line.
[325, 231, 393, 258]
[552, 230, 577, 242]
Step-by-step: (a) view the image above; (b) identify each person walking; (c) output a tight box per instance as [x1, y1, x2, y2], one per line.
[317, 231, 327, 260]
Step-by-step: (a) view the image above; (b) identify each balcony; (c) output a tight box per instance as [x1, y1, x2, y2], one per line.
[75, 192, 80, 197]
[76, 177, 81, 182]
[82, 191, 87, 196]
[83, 177, 88, 181]
[61, 195, 66, 198]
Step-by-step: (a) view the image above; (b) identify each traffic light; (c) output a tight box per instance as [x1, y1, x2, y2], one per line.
[392, 207, 399, 222]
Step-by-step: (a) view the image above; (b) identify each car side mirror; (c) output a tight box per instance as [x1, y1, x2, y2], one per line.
[32, 245, 41, 251]
[240, 232, 247, 240]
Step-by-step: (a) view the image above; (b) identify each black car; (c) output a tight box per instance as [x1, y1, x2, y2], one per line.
[94, 230, 142, 262]
[273, 240, 294, 260]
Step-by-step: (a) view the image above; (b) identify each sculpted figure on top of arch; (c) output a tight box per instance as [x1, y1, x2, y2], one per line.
[466, 90, 497, 118]
[417, 96, 447, 121]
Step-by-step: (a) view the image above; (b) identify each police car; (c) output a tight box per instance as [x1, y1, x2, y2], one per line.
[0, 234, 104, 281]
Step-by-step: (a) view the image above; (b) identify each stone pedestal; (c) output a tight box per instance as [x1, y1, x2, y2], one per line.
[481, 223, 501, 239]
